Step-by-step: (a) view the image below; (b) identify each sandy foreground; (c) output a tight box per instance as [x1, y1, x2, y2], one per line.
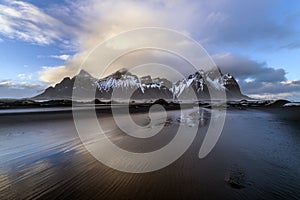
[0, 107, 299, 200]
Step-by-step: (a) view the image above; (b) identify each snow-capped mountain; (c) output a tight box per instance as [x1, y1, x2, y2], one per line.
[97, 69, 141, 92]
[171, 70, 245, 100]
[34, 68, 247, 100]
[96, 69, 172, 99]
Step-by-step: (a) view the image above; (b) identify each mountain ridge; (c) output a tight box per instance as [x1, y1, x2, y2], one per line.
[33, 68, 248, 101]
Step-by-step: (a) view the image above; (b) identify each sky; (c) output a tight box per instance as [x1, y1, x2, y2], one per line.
[0, 0, 300, 100]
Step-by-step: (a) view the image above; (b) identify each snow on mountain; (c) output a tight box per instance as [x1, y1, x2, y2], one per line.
[171, 70, 244, 99]
[97, 70, 141, 92]
[96, 69, 164, 94]
[34, 67, 246, 100]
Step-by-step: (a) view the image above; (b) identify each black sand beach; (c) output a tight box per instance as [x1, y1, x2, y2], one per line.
[0, 108, 299, 200]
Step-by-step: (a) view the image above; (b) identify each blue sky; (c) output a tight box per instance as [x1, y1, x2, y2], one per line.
[0, 0, 300, 100]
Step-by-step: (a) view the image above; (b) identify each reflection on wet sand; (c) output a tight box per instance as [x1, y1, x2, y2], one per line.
[0, 108, 299, 199]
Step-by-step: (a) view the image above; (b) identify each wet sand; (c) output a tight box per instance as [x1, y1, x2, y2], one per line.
[0, 108, 299, 200]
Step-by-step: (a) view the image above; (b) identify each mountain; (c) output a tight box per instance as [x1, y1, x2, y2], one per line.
[95, 68, 173, 99]
[33, 70, 97, 100]
[33, 68, 247, 101]
[172, 70, 245, 100]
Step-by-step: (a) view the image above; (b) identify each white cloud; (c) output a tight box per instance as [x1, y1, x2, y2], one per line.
[0, 0, 73, 45]
[38, 65, 77, 85]
[33, 0, 212, 83]
[249, 92, 300, 101]
[17, 73, 32, 80]
[0, 80, 44, 98]
[17, 74, 26, 80]
[0, 80, 38, 88]
[50, 54, 70, 61]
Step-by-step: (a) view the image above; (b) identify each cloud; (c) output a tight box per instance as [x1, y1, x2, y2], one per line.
[38, 65, 77, 85]
[0, 0, 73, 46]
[280, 42, 300, 50]
[239, 79, 300, 101]
[17, 73, 33, 80]
[249, 92, 300, 101]
[213, 53, 300, 99]
[70, 0, 298, 51]
[213, 53, 287, 82]
[50, 54, 70, 61]
[31, 0, 213, 83]
[193, 0, 300, 48]
[2, 0, 299, 49]
[34, 0, 299, 79]
[240, 80, 300, 94]
[1, 0, 299, 99]
[290, 80, 300, 85]
[0, 80, 44, 98]
[42, 0, 204, 72]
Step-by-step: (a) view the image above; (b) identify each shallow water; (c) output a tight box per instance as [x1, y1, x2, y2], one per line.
[0, 108, 299, 199]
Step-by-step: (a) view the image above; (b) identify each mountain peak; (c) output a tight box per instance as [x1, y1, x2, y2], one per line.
[76, 69, 93, 78]
[110, 68, 131, 79]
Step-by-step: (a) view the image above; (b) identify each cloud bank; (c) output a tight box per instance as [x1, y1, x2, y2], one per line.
[213, 53, 300, 99]
[0, 80, 44, 98]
